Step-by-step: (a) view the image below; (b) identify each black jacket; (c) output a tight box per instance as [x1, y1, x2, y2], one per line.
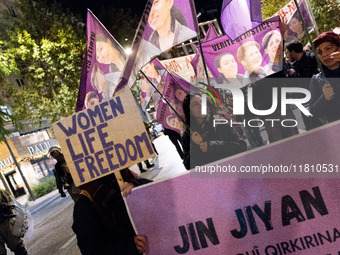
[182, 114, 247, 170]
[309, 66, 340, 122]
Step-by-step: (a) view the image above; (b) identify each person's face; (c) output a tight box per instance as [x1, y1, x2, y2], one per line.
[148, 0, 173, 31]
[175, 89, 186, 101]
[218, 54, 238, 78]
[242, 45, 263, 72]
[87, 97, 99, 109]
[51, 150, 61, 159]
[289, 17, 303, 34]
[143, 63, 158, 79]
[285, 49, 292, 62]
[96, 39, 120, 64]
[265, 33, 283, 63]
[316, 42, 339, 70]
[189, 95, 204, 120]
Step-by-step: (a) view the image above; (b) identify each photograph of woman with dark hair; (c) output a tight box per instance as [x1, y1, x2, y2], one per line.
[288, 15, 305, 40]
[96, 33, 126, 72]
[214, 52, 243, 86]
[148, 0, 196, 51]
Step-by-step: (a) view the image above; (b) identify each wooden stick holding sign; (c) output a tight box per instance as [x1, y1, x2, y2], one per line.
[52, 89, 155, 187]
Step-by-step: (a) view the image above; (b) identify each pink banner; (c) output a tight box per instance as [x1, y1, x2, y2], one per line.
[125, 121, 340, 254]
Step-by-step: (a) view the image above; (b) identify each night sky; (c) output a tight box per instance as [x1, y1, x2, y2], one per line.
[56, 0, 224, 22]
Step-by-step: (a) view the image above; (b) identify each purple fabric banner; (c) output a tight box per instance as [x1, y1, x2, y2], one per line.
[190, 53, 213, 81]
[155, 71, 199, 134]
[155, 73, 187, 134]
[75, 10, 127, 112]
[200, 16, 283, 86]
[140, 59, 167, 111]
[221, 0, 262, 40]
[273, 0, 317, 42]
[125, 121, 340, 254]
[115, 0, 199, 92]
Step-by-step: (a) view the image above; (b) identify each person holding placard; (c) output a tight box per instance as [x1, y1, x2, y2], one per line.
[72, 170, 151, 255]
[181, 93, 247, 170]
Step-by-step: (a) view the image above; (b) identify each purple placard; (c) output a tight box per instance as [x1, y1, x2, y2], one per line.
[200, 16, 283, 86]
[126, 177, 340, 254]
[125, 121, 340, 254]
[76, 10, 127, 111]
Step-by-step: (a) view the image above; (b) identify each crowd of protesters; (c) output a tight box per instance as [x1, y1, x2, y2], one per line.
[2, 29, 337, 255]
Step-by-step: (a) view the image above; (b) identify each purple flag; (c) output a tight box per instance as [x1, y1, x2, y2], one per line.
[75, 10, 127, 112]
[199, 17, 283, 86]
[155, 71, 199, 134]
[273, 0, 317, 42]
[221, 0, 262, 40]
[115, 0, 199, 92]
[140, 59, 167, 111]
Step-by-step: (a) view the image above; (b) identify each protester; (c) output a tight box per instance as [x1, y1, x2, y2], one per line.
[262, 30, 284, 75]
[182, 93, 247, 170]
[148, 0, 196, 51]
[163, 128, 184, 159]
[236, 41, 265, 82]
[309, 31, 340, 123]
[285, 40, 322, 130]
[0, 189, 28, 255]
[49, 146, 80, 202]
[72, 169, 151, 255]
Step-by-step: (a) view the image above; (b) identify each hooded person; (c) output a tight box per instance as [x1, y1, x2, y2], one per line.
[49, 146, 80, 202]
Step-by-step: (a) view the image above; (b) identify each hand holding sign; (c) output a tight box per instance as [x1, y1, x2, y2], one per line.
[134, 235, 148, 254]
[330, 51, 340, 62]
[322, 83, 334, 101]
[191, 131, 203, 145]
[121, 182, 135, 197]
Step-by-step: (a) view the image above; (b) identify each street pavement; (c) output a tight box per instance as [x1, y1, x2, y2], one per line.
[6, 134, 187, 254]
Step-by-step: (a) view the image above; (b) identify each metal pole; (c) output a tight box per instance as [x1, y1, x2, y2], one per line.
[4, 139, 35, 201]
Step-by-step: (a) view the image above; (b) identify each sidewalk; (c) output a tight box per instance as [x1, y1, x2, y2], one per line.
[16, 189, 60, 214]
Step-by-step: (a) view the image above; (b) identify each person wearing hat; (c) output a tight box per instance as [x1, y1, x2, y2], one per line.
[49, 146, 80, 202]
[309, 31, 340, 123]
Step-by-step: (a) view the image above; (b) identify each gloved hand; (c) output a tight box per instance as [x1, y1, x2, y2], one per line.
[60, 192, 66, 197]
